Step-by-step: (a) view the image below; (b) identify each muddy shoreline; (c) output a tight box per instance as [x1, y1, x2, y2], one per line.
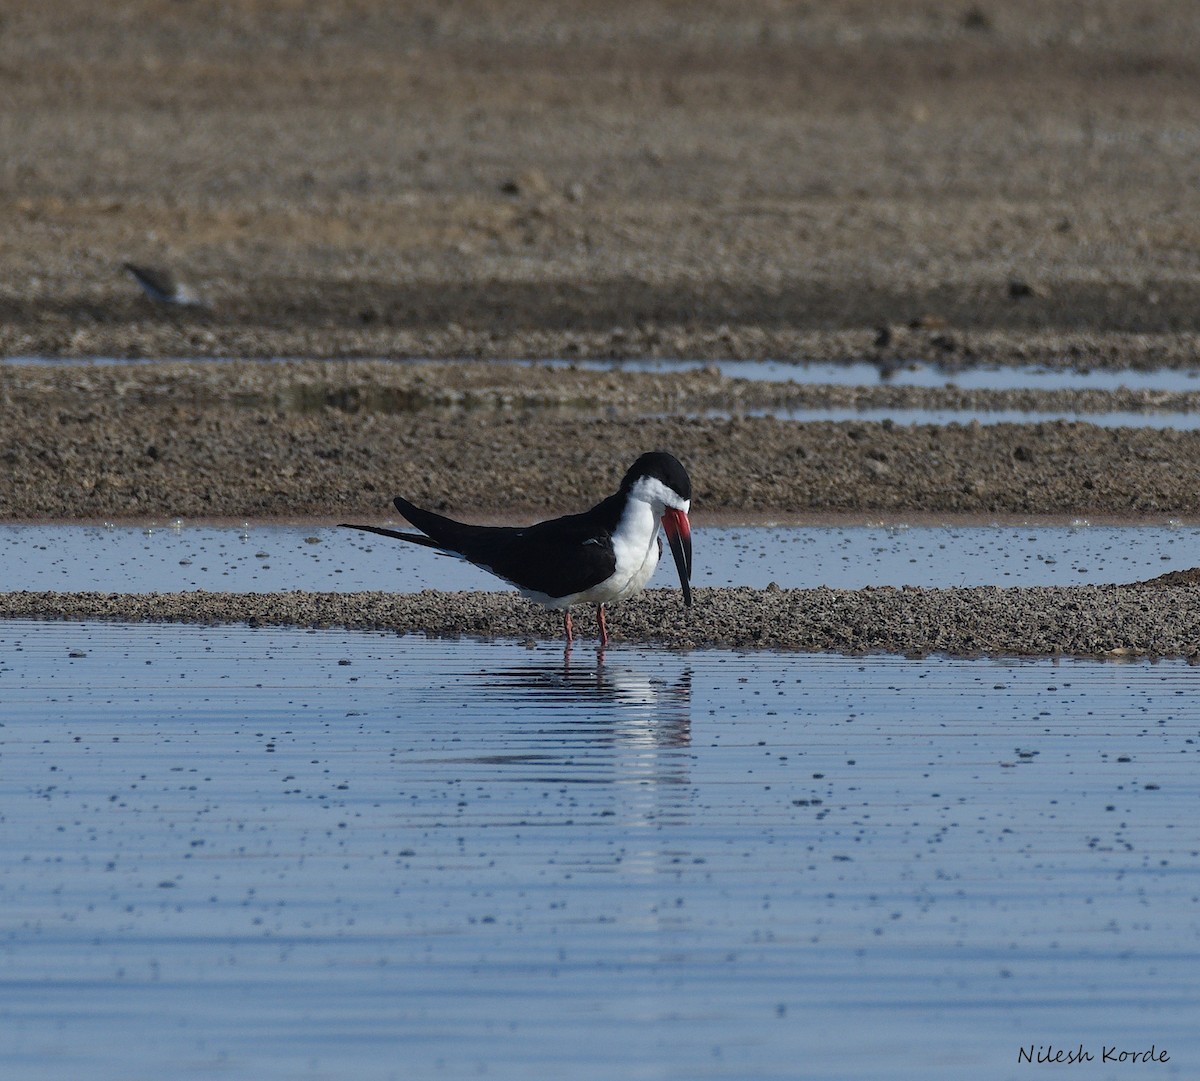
[3, 581, 1198, 660]
[3, 359, 1200, 522]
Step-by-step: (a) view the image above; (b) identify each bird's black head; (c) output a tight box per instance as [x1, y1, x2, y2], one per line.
[620, 451, 692, 502]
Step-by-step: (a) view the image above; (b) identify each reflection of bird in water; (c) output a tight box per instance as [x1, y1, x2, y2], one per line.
[454, 655, 694, 837]
[483, 655, 693, 750]
[342, 451, 692, 649]
[122, 262, 210, 309]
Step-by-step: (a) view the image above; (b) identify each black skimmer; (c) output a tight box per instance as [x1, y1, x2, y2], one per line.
[123, 262, 209, 309]
[340, 451, 692, 646]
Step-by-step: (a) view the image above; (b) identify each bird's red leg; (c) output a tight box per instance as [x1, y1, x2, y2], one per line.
[598, 605, 608, 647]
[563, 610, 573, 644]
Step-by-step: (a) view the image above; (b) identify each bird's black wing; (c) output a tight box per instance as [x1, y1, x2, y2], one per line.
[338, 522, 445, 551]
[123, 262, 175, 298]
[395, 494, 624, 599]
[475, 506, 622, 598]
[389, 497, 495, 553]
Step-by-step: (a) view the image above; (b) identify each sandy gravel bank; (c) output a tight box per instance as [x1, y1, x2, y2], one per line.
[3, 582, 1198, 659]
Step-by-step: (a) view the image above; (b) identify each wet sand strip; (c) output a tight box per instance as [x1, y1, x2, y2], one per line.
[3, 582, 1198, 660]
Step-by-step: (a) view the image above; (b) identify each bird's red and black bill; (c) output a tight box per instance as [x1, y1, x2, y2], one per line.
[662, 508, 692, 606]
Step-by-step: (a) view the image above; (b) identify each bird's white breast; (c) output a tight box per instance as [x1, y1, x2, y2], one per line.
[581, 496, 661, 605]
[523, 496, 660, 609]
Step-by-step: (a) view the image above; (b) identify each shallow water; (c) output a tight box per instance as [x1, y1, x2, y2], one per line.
[554, 357, 1200, 392]
[707, 405, 1200, 429]
[2, 523, 1197, 595]
[11, 353, 1200, 393]
[0, 623, 1195, 1080]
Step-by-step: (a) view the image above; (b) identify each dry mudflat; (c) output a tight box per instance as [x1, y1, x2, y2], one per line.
[3, 1, 1199, 370]
[3, 1, 1200, 654]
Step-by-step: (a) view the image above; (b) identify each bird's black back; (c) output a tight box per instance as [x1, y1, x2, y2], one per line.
[394, 495, 623, 599]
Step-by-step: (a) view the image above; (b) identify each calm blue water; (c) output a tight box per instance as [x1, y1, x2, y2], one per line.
[539, 357, 1200, 393]
[696, 406, 1200, 428]
[0, 623, 1197, 1080]
[1, 523, 1196, 594]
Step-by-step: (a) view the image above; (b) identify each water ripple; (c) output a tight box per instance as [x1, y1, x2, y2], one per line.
[0, 623, 1196, 1078]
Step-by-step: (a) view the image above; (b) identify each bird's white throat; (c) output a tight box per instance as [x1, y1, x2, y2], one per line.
[603, 478, 690, 603]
